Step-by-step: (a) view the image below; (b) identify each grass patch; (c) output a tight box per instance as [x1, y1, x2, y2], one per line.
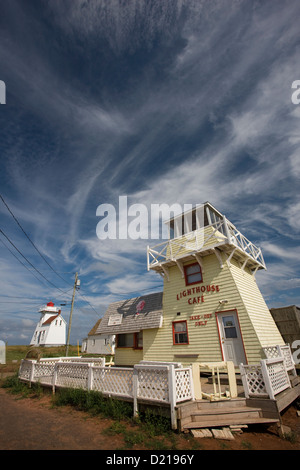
[1, 373, 45, 399]
[123, 430, 145, 448]
[52, 387, 133, 420]
[283, 431, 297, 444]
[139, 408, 171, 437]
[1, 373, 30, 395]
[103, 421, 127, 436]
[241, 439, 253, 450]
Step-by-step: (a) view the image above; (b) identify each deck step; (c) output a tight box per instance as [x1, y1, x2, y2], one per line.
[183, 417, 279, 430]
[190, 406, 261, 423]
[191, 406, 261, 416]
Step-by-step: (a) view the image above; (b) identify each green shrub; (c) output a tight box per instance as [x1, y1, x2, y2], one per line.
[52, 388, 132, 420]
[1, 374, 29, 395]
[139, 408, 171, 436]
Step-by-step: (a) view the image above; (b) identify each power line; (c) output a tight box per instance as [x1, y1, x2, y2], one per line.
[0, 236, 51, 288]
[0, 300, 43, 304]
[0, 288, 74, 302]
[76, 291, 100, 316]
[0, 228, 68, 295]
[0, 295, 44, 299]
[0, 193, 71, 286]
[0, 235, 99, 315]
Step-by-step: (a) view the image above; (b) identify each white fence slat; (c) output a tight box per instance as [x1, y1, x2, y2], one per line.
[87, 364, 93, 391]
[261, 357, 291, 399]
[263, 344, 296, 376]
[239, 363, 268, 398]
[239, 352, 292, 400]
[168, 365, 177, 430]
[133, 368, 138, 417]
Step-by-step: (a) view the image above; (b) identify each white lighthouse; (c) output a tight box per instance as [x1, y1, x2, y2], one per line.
[30, 301, 67, 347]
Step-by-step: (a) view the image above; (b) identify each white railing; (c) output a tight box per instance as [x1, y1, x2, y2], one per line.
[227, 223, 265, 268]
[39, 356, 106, 366]
[240, 357, 291, 400]
[18, 359, 194, 429]
[147, 216, 266, 270]
[263, 344, 297, 376]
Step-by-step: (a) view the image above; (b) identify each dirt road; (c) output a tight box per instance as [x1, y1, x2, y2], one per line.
[0, 388, 121, 450]
[1, 388, 300, 451]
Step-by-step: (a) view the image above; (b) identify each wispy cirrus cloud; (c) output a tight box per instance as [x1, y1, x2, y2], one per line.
[1, 0, 300, 343]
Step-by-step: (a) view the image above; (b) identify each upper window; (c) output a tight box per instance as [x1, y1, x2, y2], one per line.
[184, 262, 203, 286]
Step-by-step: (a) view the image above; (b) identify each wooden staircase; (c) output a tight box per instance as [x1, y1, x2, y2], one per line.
[177, 398, 279, 432]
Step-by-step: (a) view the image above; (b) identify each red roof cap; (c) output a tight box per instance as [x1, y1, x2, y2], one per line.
[47, 301, 55, 307]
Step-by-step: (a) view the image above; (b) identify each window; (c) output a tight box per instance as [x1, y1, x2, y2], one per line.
[222, 316, 238, 338]
[172, 321, 189, 345]
[117, 332, 143, 349]
[184, 262, 203, 286]
[118, 333, 134, 348]
[135, 331, 143, 349]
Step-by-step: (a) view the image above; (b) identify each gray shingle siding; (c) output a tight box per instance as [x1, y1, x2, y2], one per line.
[96, 291, 163, 335]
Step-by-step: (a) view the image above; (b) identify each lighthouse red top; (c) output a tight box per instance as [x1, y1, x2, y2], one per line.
[47, 301, 55, 307]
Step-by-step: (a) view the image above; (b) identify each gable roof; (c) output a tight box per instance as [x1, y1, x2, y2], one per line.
[96, 291, 163, 335]
[42, 314, 59, 326]
[88, 318, 102, 336]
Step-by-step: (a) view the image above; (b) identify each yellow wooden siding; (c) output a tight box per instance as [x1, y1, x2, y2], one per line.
[114, 347, 143, 366]
[114, 250, 283, 366]
[144, 251, 282, 365]
[144, 253, 249, 364]
[229, 259, 284, 360]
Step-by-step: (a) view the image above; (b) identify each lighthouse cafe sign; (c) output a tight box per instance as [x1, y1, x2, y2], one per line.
[176, 284, 220, 327]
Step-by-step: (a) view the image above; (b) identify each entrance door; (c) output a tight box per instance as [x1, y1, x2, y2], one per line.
[217, 311, 246, 366]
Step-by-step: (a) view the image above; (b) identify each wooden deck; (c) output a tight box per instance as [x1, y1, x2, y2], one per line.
[177, 374, 300, 432]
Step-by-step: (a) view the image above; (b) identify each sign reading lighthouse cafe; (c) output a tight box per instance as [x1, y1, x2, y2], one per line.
[96, 202, 284, 367]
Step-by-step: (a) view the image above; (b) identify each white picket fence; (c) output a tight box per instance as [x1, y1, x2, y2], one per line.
[18, 358, 194, 429]
[239, 344, 296, 400]
[18, 345, 296, 428]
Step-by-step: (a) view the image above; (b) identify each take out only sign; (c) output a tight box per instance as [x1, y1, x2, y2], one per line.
[175, 285, 220, 326]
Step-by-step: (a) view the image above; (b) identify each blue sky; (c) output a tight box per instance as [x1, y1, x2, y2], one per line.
[0, 0, 299, 345]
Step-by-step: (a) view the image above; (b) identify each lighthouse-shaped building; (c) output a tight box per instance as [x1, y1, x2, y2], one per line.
[97, 202, 284, 366]
[30, 301, 67, 347]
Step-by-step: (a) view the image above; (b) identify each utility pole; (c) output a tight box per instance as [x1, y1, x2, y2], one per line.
[66, 272, 80, 356]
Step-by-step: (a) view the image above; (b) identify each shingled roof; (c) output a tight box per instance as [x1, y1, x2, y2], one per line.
[42, 314, 59, 326]
[96, 291, 163, 335]
[88, 318, 102, 336]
